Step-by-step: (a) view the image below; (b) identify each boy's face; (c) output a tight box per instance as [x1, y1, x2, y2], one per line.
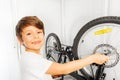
[20, 26, 44, 53]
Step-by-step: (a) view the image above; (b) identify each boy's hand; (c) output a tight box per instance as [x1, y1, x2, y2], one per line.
[92, 53, 109, 65]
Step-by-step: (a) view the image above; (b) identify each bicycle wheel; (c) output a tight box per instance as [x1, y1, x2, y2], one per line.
[45, 33, 61, 62]
[72, 16, 120, 79]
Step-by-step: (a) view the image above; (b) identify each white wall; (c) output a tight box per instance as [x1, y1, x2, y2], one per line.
[109, 0, 120, 16]
[63, 0, 106, 45]
[0, 0, 120, 80]
[0, 0, 20, 80]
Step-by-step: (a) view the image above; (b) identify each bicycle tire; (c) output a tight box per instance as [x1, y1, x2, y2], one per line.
[72, 16, 120, 79]
[45, 33, 61, 62]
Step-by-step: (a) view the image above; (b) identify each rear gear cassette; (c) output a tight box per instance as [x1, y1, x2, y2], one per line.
[93, 44, 119, 68]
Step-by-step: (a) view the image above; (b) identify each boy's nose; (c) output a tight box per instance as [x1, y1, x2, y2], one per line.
[33, 34, 39, 38]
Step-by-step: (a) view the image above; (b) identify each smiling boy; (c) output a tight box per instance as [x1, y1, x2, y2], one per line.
[15, 16, 109, 80]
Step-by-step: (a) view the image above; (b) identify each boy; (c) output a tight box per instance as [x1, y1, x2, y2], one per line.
[15, 16, 109, 80]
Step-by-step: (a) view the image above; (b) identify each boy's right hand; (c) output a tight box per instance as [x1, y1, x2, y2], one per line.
[91, 53, 109, 65]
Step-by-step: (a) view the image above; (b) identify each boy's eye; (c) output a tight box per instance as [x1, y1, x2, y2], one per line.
[26, 33, 31, 35]
[38, 31, 42, 34]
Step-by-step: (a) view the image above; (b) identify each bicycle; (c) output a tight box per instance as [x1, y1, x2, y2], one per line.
[45, 16, 120, 80]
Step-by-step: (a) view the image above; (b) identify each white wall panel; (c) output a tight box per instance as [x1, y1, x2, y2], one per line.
[63, 0, 106, 45]
[109, 0, 120, 16]
[0, 0, 20, 80]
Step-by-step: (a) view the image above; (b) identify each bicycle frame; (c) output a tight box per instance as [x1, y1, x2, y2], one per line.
[57, 45, 87, 80]
[56, 45, 106, 80]
[95, 65, 106, 80]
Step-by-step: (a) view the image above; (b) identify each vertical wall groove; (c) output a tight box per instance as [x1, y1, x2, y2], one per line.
[61, 0, 66, 44]
[104, 0, 111, 16]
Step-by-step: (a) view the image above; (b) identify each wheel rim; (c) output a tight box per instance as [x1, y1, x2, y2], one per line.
[46, 35, 61, 62]
[77, 23, 120, 78]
